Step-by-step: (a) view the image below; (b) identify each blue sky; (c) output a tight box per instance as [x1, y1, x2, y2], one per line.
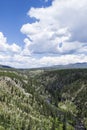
[0, 0, 52, 45]
[0, 0, 87, 68]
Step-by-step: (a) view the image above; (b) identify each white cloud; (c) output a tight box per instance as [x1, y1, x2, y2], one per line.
[0, 32, 21, 54]
[7, 54, 87, 68]
[0, 32, 22, 67]
[21, 0, 87, 56]
[1, 0, 87, 68]
[0, 31, 87, 68]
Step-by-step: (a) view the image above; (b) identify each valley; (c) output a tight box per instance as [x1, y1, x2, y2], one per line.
[0, 68, 87, 130]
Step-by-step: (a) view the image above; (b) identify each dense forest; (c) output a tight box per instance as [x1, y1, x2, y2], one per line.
[0, 68, 87, 130]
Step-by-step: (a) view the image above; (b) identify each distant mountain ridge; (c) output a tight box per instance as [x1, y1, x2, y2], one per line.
[51, 62, 87, 69]
[0, 64, 12, 68]
[0, 62, 87, 69]
[32, 62, 87, 70]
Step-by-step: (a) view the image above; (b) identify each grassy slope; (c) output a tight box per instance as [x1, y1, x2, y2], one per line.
[0, 70, 53, 130]
[33, 69, 87, 128]
[0, 68, 87, 129]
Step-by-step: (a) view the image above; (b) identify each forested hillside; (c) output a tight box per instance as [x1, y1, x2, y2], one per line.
[0, 68, 87, 130]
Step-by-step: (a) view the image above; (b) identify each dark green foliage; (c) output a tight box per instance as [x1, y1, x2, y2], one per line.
[0, 68, 87, 129]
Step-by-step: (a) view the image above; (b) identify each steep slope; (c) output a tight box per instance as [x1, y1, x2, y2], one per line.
[33, 69, 87, 129]
[0, 69, 74, 130]
[0, 68, 87, 129]
[0, 71, 51, 130]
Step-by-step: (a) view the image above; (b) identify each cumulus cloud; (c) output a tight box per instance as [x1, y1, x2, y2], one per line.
[21, 0, 87, 55]
[0, 32, 21, 54]
[0, 0, 87, 68]
[0, 32, 22, 67]
[0, 31, 87, 68]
